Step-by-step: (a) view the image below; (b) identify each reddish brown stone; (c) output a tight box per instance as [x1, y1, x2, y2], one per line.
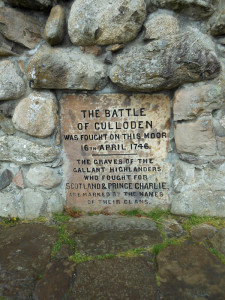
[13, 170, 24, 189]
[80, 45, 102, 56]
[55, 125, 61, 146]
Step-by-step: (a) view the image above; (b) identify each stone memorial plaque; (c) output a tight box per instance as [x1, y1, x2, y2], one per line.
[61, 94, 171, 212]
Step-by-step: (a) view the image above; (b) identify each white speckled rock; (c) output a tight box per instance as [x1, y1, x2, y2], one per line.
[26, 47, 108, 90]
[0, 135, 59, 164]
[68, 0, 146, 46]
[44, 5, 66, 46]
[0, 60, 25, 100]
[26, 165, 62, 189]
[144, 14, 179, 40]
[12, 91, 58, 138]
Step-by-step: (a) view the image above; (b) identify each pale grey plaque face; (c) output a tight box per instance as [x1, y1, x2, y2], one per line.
[61, 94, 171, 212]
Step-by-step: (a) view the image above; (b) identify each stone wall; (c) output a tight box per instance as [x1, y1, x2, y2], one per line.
[0, 0, 225, 218]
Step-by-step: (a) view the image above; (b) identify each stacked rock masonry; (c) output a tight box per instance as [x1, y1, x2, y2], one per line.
[0, 0, 225, 218]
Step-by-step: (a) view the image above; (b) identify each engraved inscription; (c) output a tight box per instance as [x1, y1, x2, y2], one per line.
[61, 94, 171, 212]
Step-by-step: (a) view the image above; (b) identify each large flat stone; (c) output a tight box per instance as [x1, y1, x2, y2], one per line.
[27, 47, 107, 90]
[68, 257, 158, 299]
[68, 0, 146, 46]
[157, 245, 225, 299]
[33, 260, 75, 300]
[0, 224, 58, 299]
[0, 7, 42, 49]
[0, 135, 59, 164]
[110, 29, 220, 92]
[68, 215, 162, 256]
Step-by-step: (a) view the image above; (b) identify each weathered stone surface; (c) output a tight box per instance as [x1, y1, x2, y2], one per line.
[33, 260, 75, 300]
[23, 188, 45, 218]
[144, 13, 179, 40]
[0, 60, 25, 100]
[213, 109, 225, 137]
[68, 215, 162, 256]
[13, 170, 24, 188]
[0, 169, 13, 190]
[0, 7, 42, 49]
[68, 215, 160, 234]
[0, 135, 59, 164]
[26, 165, 62, 189]
[0, 188, 63, 218]
[162, 219, 184, 238]
[44, 5, 66, 46]
[157, 245, 225, 299]
[0, 100, 15, 117]
[171, 190, 225, 217]
[208, 9, 225, 36]
[211, 228, 225, 256]
[12, 91, 58, 138]
[27, 47, 107, 90]
[174, 83, 224, 121]
[0, 224, 58, 299]
[46, 192, 64, 215]
[68, 257, 157, 299]
[148, 0, 218, 19]
[174, 118, 216, 156]
[110, 29, 220, 92]
[0, 33, 17, 56]
[2, 0, 52, 10]
[173, 160, 196, 193]
[0, 113, 15, 135]
[68, 0, 146, 46]
[217, 137, 225, 155]
[0, 190, 23, 217]
[173, 160, 225, 216]
[190, 224, 217, 241]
